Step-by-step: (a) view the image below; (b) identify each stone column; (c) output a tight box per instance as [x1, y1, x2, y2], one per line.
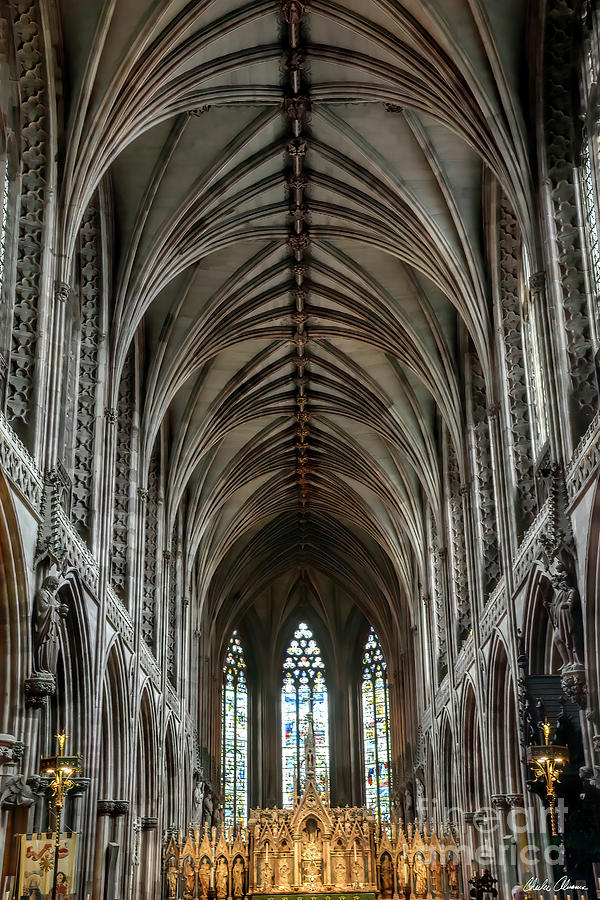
[93, 800, 115, 899]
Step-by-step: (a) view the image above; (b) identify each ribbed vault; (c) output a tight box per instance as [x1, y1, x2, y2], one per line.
[58, 0, 531, 639]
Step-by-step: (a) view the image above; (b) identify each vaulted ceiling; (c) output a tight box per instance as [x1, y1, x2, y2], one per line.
[57, 0, 533, 633]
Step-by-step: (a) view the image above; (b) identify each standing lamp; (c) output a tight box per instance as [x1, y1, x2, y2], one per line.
[39, 730, 82, 900]
[526, 719, 569, 837]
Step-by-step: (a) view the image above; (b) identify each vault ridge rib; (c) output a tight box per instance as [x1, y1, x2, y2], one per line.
[280, 0, 313, 548]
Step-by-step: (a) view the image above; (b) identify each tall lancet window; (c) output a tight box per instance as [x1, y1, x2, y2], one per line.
[361, 627, 391, 823]
[222, 631, 248, 828]
[281, 622, 329, 806]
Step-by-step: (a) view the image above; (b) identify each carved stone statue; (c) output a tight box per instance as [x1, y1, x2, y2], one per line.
[192, 774, 205, 823]
[414, 853, 427, 897]
[233, 858, 244, 898]
[216, 858, 228, 900]
[199, 859, 210, 898]
[380, 854, 393, 898]
[166, 859, 178, 899]
[404, 788, 414, 823]
[202, 788, 214, 826]
[33, 575, 67, 675]
[352, 856, 363, 885]
[545, 560, 580, 665]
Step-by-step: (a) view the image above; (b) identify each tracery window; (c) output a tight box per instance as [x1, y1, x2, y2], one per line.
[580, 137, 600, 307]
[222, 630, 248, 829]
[281, 622, 329, 806]
[361, 627, 391, 824]
[520, 252, 548, 455]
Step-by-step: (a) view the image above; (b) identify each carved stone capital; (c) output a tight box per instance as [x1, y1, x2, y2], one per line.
[112, 799, 130, 817]
[490, 794, 508, 810]
[104, 407, 118, 425]
[97, 799, 116, 816]
[506, 793, 524, 808]
[24, 672, 56, 708]
[592, 733, 600, 755]
[70, 776, 91, 797]
[137, 488, 148, 502]
[141, 815, 159, 830]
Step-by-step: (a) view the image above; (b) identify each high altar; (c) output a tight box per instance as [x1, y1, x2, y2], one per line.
[163, 717, 461, 900]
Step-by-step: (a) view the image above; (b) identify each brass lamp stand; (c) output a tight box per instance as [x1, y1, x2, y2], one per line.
[526, 719, 569, 837]
[39, 731, 82, 900]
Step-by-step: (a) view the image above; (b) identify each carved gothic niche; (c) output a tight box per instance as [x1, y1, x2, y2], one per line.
[543, 0, 598, 437]
[4, 0, 50, 445]
[540, 554, 587, 707]
[72, 192, 103, 538]
[496, 194, 537, 535]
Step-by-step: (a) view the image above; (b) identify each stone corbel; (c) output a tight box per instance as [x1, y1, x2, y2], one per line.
[24, 672, 56, 707]
[0, 774, 37, 809]
[0, 734, 25, 768]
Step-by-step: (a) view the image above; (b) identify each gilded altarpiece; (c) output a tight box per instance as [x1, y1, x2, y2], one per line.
[163, 799, 461, 900]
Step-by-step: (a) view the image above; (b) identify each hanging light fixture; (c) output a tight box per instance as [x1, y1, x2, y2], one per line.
[39, 730, 82, 900]
[526, 719, 569, 836]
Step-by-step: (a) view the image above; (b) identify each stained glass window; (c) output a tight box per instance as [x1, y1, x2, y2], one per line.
[361, 627, 391, 824]
[281, 622, 329, 806]
[222, 630, 248, 829]
[0, 166, 9, 294]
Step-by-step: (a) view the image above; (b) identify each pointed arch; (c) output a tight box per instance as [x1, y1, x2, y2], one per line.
[222, 629, 248, 828]
[360, 625, 391, 824]
[281, 621, 329, 806]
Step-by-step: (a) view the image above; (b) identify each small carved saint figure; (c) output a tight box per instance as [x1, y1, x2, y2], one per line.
[446, 853, 459, 898]
[397, 854, 409, 890]
[199, 858, 211, 899]
[545, 560, 580, 665]
[278, 859, 291, 887]
[380, 853, 393, 898]
[414, 852, 427, 898]
[216, 858, 228, 900]
[262, 861, 274, 891]
[334, 857, 347, 886]
[33, 574, 67, 675]
[166, 859, 178, 899]
[233, 857, 244, 898]
[183, 858, 195, 900]
[430, 853, 442, 896]
[352, 855, 363, 886]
